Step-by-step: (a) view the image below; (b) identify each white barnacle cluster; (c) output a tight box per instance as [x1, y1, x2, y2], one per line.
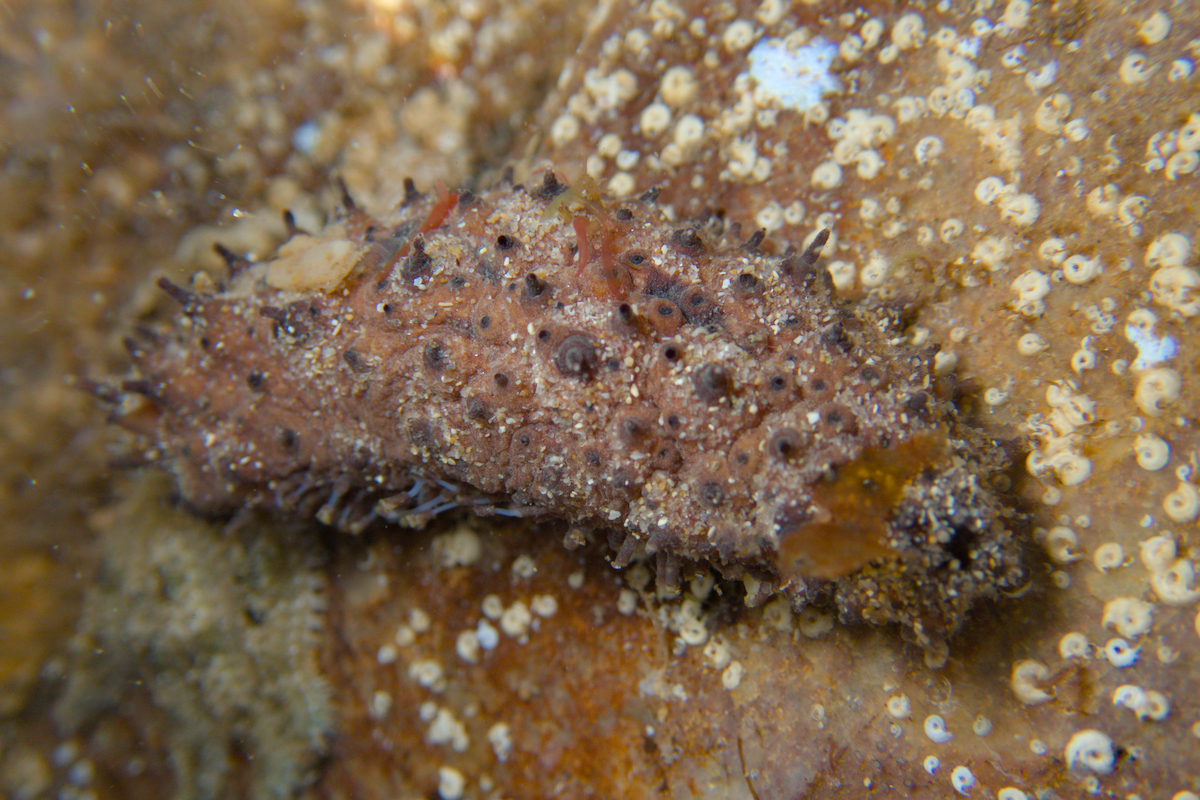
[1016, 332, 1047, 356]
[1058, 631, 1090, 659]
[1033, 93, 1072, 135]
[530, 594, 557, 617]
[976, 174, 1039, 227]
[967, 107, 1025, 172]
[884, 12, 926, 65]
[927, 47, 983, 120]
[1105, 637, 1141, 668]
[1113, 683, 1171, 721]
[1024, 58, 1057, 91]
[422, 704, 469, 752]
[1065, 729, 1115, 775]
[1010, 659, 1053, 705]
[455, 629, 481, 664]
[1085, 183, 1118, 218]
[995, 0, 1032, 34]
[797, 606, 834, 639]
[1010, 269, 1050, 317]
[1120, 52, 1155, 86]
[1134, 366, 1182, 416]
[1041, 526, 1082, 564]
[718, 132, 773, 185]
[1125, 308, 1178, 372]
[1141, 534, 1178, 573]
[998, 191, 1040, 227]
[859, 251, 892, 288]
[1038, 236, 1068, 265]
[1138, 10, 1172, 45]
[409, 658, 447, 692]
[580, 65, 639, 116]
[1102, 597, 1154, 639]
[721, 660, 745, 690]
[432, 525, 483, 568]
[1145, 113, 1200, 179]
[1038, 236, 1102, 286]
[499, 600, 532, 639]
[1080, 297, 1119, 337]
[1140, 533, 1200, 606]
[1083, 184, 1150, 238]
[923, 714, 953, 743]
[664, 594, 710, 650]
[663, 571, 723, 654]
[971, 235, 1013, 271]
[950, 765, 975, 796]
[1024, 383, 1095, 487]
[1146, 233, 1200, 317]
[487, 721, 512, 763]
[1070, 337, 1097, 374]
[886, 694, 911, 719]
[1163, 482, 1200, 524]
[914, 135, 944, 165]
[510, 553, 537, 579]
[702, 634, 732, 670]
[437, 766, 465, 800]
[1093, 542, 1125, 572]
[826, 259, 855, 292]
[823, 108, 896, 183]
[1062, 254, 1102, 285]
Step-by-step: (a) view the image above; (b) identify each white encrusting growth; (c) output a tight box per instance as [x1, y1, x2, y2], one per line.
[747, 36, 840, 112]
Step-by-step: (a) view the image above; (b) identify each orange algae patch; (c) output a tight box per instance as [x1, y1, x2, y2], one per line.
[544, 175, 632, 298]
[776, 433, 947, 581]
[416, 180, 459, 236]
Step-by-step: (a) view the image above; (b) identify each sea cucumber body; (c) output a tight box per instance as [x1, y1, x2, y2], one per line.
[123, 174, 1024, 643]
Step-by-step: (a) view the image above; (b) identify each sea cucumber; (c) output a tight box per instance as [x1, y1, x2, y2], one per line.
[104, 170, 1024, 645]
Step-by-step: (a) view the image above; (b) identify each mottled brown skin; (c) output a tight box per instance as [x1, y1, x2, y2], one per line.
[116, 172, 1024, 644]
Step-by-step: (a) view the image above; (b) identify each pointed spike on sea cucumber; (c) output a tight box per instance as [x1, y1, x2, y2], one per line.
[337, 177, 358, 212]
[744, 228, 767, 252]
[282, 209, 306, 238]
[657, 551, 682, 594]
[258, 306, 286, 323]
[111, 411, 161, 437]
[107, 449, 156, 469]
[537, 171, 566, 200]
[801, 229, 831, 266]
[156, 277, 197, 309]
[638, 187, 661, 204]
[402, 177, 421, 206]
[213, 242, 250, 276]
[120, 379, 160, 401]
[613, 532, 639, 568]
[122, 336, 145, 360]
[77, 377, 121, 404]
[133, 324, 163, 345]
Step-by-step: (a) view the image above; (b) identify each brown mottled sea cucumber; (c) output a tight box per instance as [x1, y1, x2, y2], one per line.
[100, 171, 1025, 646]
